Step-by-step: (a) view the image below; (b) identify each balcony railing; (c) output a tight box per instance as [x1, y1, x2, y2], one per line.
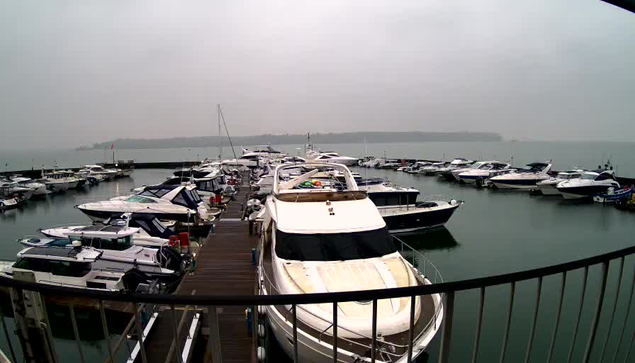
[0, 244, 634, 363]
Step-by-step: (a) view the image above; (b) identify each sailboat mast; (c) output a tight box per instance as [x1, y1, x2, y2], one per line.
[218, 104, 222, 160]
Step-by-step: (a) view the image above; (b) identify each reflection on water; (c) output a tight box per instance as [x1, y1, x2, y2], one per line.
[396, 227, 460, 252]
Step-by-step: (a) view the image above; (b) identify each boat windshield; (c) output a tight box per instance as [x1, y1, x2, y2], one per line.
[581, 174, 597, 180]
[126, 196, 156, 203]
[275, 228, 396, 261]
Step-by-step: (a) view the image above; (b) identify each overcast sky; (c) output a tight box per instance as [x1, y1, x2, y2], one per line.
[0, 0, 633, 149]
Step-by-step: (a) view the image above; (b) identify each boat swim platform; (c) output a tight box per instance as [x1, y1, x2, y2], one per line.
[139, 174, 258, 363]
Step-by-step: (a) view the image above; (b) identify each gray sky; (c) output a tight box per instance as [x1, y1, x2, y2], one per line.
[1, 0, 634, 149]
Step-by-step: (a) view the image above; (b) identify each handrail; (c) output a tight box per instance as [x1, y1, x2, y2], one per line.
[0, 244, 633, 306]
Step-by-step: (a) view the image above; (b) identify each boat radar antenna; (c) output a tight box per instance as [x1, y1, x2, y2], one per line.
[218, 104, 237, 160]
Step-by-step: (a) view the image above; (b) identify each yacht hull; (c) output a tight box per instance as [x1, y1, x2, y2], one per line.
[558, 185, 613, 200]
[380, 202, 461, 234]
[78, 207, 190, 222]
[491, 179, 544, 190]
[537, 183, 561, 196]
[264, 287, 443, 363]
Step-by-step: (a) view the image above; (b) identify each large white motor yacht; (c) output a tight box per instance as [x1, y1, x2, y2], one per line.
[39, 213, 174, 248]
[436, 158, 473, 181]
[536, 170, 584, 196]
[556, 170, 620, 200]
[457, 162, 513, 185]
[77, 185, 210, 222]
[258, 163, 443, 363]
[78, 165, 119, 180]
[305, 148, 359, 166]
[450, 161, 493, 182]
[489, 162, 553, 190]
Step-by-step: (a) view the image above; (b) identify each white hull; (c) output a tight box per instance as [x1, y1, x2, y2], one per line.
[491, 181, 539, 190]
[537, 183, 561, 196]
[264, 283, 443, 363]
[560, 191, 591, 200]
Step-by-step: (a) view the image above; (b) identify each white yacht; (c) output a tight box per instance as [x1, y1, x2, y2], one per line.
[305, 151, 359, 166]
[0, 178, 35, 200]
[556, 170, 620, 200]
[10, 177, 49, 197]
[41, 171, 74, 192]
[258, 163, 443, 363]
[77, 185, 210, 222]
[536, 170, 584, 196]
[489, 162, 553, 190]
[419, 162, 447, 176]
[39, 213, 174, 248]
[437, 158, 473, 181]
[78, 165, 119, 180]
[457, 162, 513, 185]
[0, 247, 131, 291]
[406, 161, 432, 174]
[450, 161, 492, 182]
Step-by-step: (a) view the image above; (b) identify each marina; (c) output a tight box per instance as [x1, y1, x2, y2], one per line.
[0, 143, 634, 362]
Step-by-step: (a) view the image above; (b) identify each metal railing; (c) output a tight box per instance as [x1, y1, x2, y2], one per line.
[0, 244, 635, 363]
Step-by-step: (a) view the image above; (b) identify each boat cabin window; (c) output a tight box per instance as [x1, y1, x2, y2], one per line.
[77, 236, 132, 251]
[140, 188, 172, 198]
[581, 174, 597, 180]
[595, 173, 615, 181]
[275, 228, 396, 261]
[14, 258, 92, 277]
[126, 196, 157, 203]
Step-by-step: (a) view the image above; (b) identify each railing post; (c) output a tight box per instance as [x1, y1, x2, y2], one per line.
[471, 287, 485, 363]
[438, 291, 455, 363]
[332, 302, 338, 363]
[499, 282, 516, 363]
[207, 306, 222, 363]
[547, 272, 567, 363]
[99, 300, 114, 363]
[524, 277, 543, 363]
[371, 299, 378, 363]
[69, 301, 86, 363]
[612, 266, 635, 363]
[408, 295, 416, 363]
[171, 305, 184, 363]
[568, 266, 590, 363]
[599, 257, 625, 362]
[292, 304, 298, 363]
[582, 262, 610, 363]
[133, 303, 148, 363]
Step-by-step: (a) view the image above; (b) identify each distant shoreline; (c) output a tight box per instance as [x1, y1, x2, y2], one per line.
[77, 131, 503, 150]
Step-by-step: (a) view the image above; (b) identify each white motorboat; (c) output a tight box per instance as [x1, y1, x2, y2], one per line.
[489, 162, 553, 190]
[0, 246, 139, 291]
[77, 165, 119, 180]
[18, 229, 187, 279]
[457, 162, 513, 185]
[10, 176, 48, 197]
[0, 179, 35, 200]
[305, 150, 359, 166]
[536, 170, 584, 196]
[556, 170, 620, 200]
[77, 185, 210, 222]
[419, 162, 447, 176]
[450, 161, 493, 182]
[258, 163, 443, 363]
[40, 213, 175, 248]
[405, 161, 432, 174]
[0, 196, 22, 211]
[437, 158, 474, 181]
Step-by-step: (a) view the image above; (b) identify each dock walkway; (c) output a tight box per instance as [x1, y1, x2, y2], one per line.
[141, 175, 257, 363]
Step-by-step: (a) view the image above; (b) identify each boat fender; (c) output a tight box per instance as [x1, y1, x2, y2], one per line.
[257, 347, 266, 362]
[257, 305, 267, 316]
[258, 324, 266, 338]
[450, 199, 458, 206]
[251, 248, 259, 266]
[178, 232, 190, 247]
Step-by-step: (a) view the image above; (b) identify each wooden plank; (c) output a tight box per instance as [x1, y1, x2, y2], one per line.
[144, 173, 256, 363]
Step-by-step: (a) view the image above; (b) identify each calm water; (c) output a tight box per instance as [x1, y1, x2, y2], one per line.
[0, 163, 634, 362]
[3, 141, 635, 176]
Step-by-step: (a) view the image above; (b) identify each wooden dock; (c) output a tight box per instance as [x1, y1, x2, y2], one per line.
[141, 174, 257, 363]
